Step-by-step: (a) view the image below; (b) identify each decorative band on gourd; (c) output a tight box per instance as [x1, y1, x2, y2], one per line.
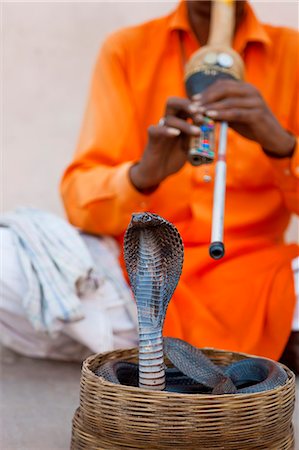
[185, 46, 245, 97]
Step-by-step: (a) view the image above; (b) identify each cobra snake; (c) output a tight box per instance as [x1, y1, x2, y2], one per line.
[96, 213, 287, 394]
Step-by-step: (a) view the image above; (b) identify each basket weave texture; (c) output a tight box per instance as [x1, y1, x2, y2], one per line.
[71, 347, 295, 450]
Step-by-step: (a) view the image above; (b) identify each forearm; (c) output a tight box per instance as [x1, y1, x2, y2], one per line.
[262, 127, 296, 159]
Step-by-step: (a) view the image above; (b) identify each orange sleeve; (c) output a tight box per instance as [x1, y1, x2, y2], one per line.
[60, 34, 150, 236]
[266, 50, 299, 215]
[267, 140, 299, 214]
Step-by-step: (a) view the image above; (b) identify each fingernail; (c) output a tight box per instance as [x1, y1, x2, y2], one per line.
[188, 103, 200, 113]
[206, 110, 218, 118]
[190, 125, 201, 134]
[192, 100, 203, 107]
[192, 93, 202, 101]
[166, 127, 181, 136]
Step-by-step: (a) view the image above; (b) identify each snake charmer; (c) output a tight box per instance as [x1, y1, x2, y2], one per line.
[61, 0, 299, 373]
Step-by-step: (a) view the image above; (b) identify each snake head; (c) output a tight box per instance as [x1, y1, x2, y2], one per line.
[130, 212, 162, 228]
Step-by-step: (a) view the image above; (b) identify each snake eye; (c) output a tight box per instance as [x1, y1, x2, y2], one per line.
[144, 214, 153, 222]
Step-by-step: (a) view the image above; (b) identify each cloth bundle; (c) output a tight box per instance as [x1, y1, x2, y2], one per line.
[0, 208, 138, 359]
[0, 208, 94, 333]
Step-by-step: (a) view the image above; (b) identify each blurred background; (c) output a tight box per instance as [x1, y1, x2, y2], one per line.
[2, 0, 298, 242]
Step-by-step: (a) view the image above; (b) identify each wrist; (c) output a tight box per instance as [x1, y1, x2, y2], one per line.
[129, 163, 160, 194]
[263, 130, 296, 159]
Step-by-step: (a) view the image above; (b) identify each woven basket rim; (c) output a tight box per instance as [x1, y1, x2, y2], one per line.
[82, 346, 295, 400]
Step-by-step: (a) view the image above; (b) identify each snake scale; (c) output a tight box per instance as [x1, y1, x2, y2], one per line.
[96, 213, 287, 394]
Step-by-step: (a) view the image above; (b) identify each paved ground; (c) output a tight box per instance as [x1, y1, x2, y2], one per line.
[1, 346, 298, 450]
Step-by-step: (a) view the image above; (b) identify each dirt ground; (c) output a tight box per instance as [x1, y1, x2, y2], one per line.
[1, 346, 298, 450]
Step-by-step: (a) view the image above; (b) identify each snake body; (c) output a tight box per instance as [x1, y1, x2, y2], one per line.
[96, 213, 287, 394]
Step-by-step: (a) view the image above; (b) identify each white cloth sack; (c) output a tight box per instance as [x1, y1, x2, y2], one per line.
[0, 209, 138, 360]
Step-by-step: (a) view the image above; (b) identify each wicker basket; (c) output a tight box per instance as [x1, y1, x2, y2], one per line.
[71, 347, 295, 450]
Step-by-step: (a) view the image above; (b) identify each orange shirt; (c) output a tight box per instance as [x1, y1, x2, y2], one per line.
[61, 1, 299, 360]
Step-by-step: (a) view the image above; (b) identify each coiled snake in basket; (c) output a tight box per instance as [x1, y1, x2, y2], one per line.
[96, 213, 287, 394]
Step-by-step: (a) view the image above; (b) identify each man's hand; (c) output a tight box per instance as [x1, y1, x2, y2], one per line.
[130, 80, 295, 193]
[130, 97, 204, 192]
[194, 79, 296, 158]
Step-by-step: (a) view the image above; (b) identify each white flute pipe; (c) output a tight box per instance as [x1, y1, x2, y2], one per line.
[209, 122, 228, 260]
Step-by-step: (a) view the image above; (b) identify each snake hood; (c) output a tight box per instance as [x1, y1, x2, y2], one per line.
[124, 212, 184, 306]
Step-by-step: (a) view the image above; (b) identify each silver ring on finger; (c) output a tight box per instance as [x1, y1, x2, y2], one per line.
[158, 117, 166, 127]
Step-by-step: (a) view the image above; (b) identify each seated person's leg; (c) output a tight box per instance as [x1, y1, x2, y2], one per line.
[280, 332, 299, 375]
[280, 257, 299, 374]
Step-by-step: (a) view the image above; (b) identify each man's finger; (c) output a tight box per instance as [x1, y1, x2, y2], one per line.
[165, 96, 203, 118]
[202, 96, 262, 114]
[164, 116, 202, 135]
[198, 80, 258, 105]
[205, 108, 261, 123]
[148, 124, 181, 141]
